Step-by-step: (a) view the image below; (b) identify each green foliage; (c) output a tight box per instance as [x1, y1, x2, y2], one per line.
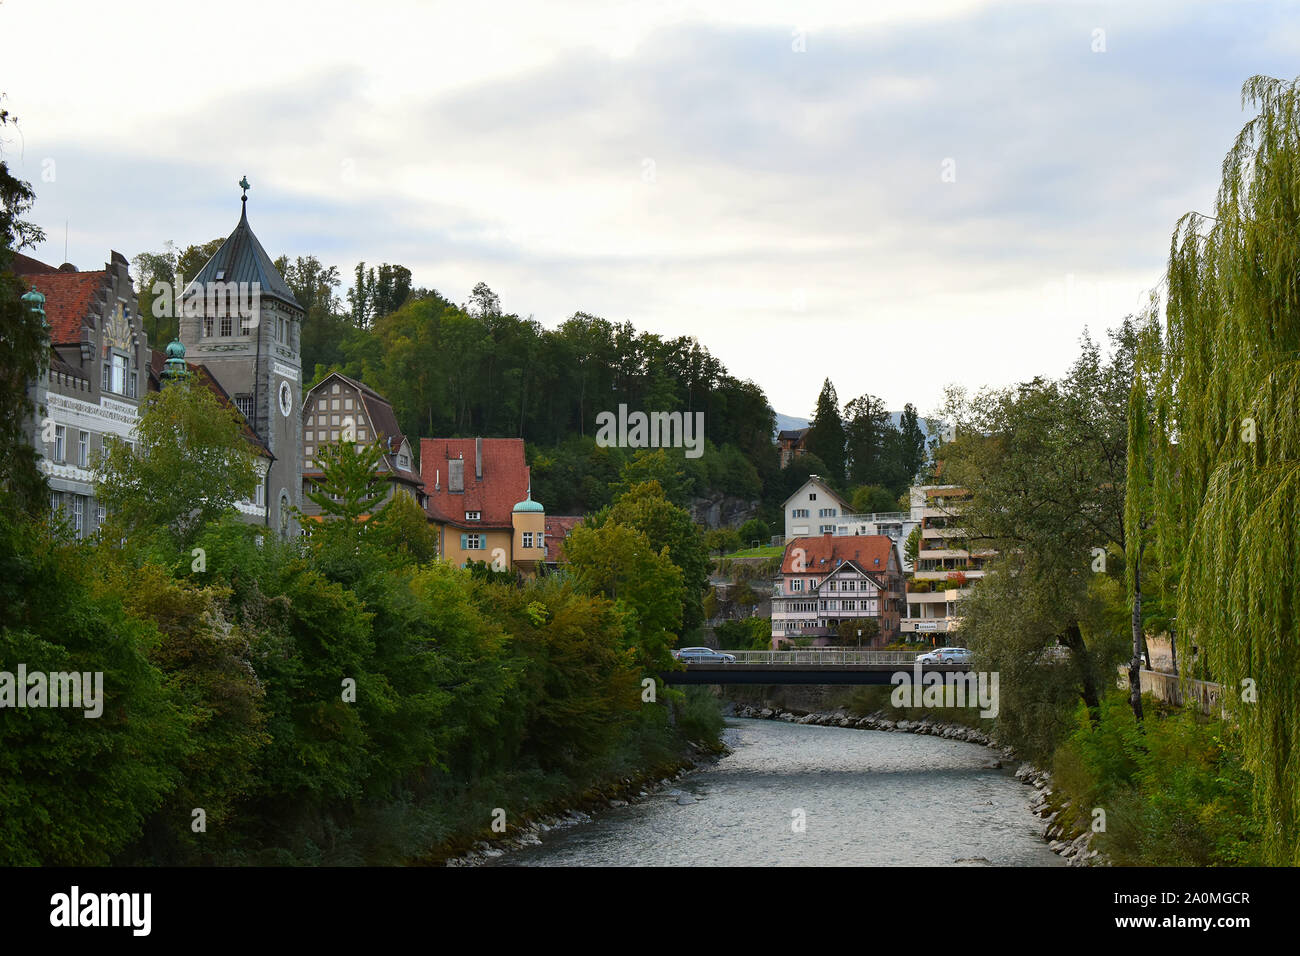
[593, 480, 710, 635]
[1137, 74, 1300, 864]
[1052, 692, 1260, 866]
[95, 376, 258, 553]
[562, 519, 684, 672]
[805, 378, 846, 485]
[737, 517, 769, 545]
[0, 103, 49, 517]
[0, 511, 186, 864]
[850, 484, 898, 515]
[713, 616, 771, 650]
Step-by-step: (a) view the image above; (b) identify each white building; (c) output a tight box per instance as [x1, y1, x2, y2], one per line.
[781, 475, 919, 570]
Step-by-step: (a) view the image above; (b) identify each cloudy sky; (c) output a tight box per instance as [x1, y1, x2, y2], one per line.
[4, 0, 1297, 419]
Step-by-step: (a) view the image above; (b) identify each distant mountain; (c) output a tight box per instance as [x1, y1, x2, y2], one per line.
[774, 410, 945, 441]
[773, 413, 810, 438]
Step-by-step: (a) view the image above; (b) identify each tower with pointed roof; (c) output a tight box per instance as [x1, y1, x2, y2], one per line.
[177, 179, 304, 536]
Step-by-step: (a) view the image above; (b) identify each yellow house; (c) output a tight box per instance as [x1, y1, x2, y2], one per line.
[420, 437, 546, 574]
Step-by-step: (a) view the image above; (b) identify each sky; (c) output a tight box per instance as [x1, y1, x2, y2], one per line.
[4, 0, 1298, 420]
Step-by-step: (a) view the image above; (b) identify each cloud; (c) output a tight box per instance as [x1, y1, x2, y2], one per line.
[4, 0, 1299, 416]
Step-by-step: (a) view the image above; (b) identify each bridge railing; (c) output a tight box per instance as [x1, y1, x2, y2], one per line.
[716, 649, 925, 665]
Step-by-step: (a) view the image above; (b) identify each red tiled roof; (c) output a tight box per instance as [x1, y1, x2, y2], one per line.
[780, 533, 897, 577]
[17, 270, 108, 346]
[419, 437, 532, 529]
[543, 515, 583, 561]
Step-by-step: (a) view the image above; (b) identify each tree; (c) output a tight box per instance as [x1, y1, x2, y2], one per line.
[96, 376, 258, 553]
[938, 326, 1137, 723]
[842, 393, 892, 488]
[738, 517, 769, 546]
[0, 100, 48, 516]
[595, 480, 710, 636]
[562, 520, 684, 671]
[1138, 74, 1300, 863]
[805, 379, 846, 485]
[851, 484, 897, 515]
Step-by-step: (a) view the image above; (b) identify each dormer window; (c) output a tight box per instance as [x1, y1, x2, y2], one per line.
[398, 453, 410, 469]
[465, 511, 481, 521]
[215, 269, 225, 281]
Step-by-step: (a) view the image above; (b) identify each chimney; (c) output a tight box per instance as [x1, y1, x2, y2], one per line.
[475, 437, 483, 481]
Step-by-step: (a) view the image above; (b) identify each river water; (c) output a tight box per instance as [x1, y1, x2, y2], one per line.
[496, 717, 1063, 866]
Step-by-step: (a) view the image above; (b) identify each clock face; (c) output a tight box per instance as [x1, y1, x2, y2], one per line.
[278, 380, 293, 417]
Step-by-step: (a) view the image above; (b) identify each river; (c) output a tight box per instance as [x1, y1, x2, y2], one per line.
[494, 717, 1063, 866]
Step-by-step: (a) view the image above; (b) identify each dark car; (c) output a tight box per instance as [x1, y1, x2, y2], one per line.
[674, 647, 738, 663]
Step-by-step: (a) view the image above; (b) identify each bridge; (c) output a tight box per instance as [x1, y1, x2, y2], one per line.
[661, 649, 973, 685]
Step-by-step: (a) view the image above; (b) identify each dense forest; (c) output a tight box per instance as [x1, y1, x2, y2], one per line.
[132, 247, 932, 524]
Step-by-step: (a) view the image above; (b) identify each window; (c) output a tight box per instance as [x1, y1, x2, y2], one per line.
[357, 429, 368, 440]
[465, 511, 481, 521]
[819, 508, 836, 517]
[344, 398, 353, 410]
[792, 508, 809, 518]
[332, 399, 340, 410]
[240, 314, 253, 336]
[305, 446, 314, 457]
[235, 395, 254, 423]
[110, 353, 128, 394]
[54, 424, 66, 462]
[78, 431, 89, 468]
[462, 533, 484, 550]
[73, 496, 85, 538]
[96, 504, 106, 526]
[255, 485, 265, 507]
[204, 316, 214, 338]
[331, 415, 340, 426]
[791, 579, 803, 592]
[220, 315, 232, 337]
[819, 525, 834, 534]
[809, 492, 817, 501]
[522, 531, 534, 548]
[305, 431, 314, 442]
[398, 454, 410, 469]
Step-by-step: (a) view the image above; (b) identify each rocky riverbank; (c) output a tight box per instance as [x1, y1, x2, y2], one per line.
[437, 741, 725, 867]
[729, 703, 1108, 866]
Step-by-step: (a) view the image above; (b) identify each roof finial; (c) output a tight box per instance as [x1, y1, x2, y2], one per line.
[239, 175, 250, 206]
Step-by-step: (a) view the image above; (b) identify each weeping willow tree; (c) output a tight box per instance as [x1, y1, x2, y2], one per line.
[1135, 75, 1300, 865]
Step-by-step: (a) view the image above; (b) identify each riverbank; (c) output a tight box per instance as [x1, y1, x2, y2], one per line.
[727, 701, 1107, 866]
[432, 740, 728, 866]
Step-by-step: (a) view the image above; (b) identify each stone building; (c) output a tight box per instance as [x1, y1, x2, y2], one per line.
[13, 250, 149, 538]
[176, 186, 303, 536]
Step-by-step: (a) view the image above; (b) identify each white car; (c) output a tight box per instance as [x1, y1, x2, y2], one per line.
[916, 646, 971, 664]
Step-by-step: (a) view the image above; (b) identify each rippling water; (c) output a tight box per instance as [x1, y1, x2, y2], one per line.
[496, 718, 1063, 866]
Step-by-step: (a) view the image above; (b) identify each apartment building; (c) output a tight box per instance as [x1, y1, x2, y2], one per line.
[901, 484, 996, 639]
[770, 533, 903, 647]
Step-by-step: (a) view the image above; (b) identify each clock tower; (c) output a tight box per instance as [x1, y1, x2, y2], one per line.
[178, 179, 304, 536]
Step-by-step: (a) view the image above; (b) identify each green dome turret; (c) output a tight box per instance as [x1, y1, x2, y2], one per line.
[161, 338, 188, 381]
[512, 485, 544, 513]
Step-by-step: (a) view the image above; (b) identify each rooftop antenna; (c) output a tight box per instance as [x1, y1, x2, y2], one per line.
[64, 219, 68, 263]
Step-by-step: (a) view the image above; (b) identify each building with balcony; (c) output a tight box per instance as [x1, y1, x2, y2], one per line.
[902, 484, 997, 640]
[770, 533, 903, 647]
